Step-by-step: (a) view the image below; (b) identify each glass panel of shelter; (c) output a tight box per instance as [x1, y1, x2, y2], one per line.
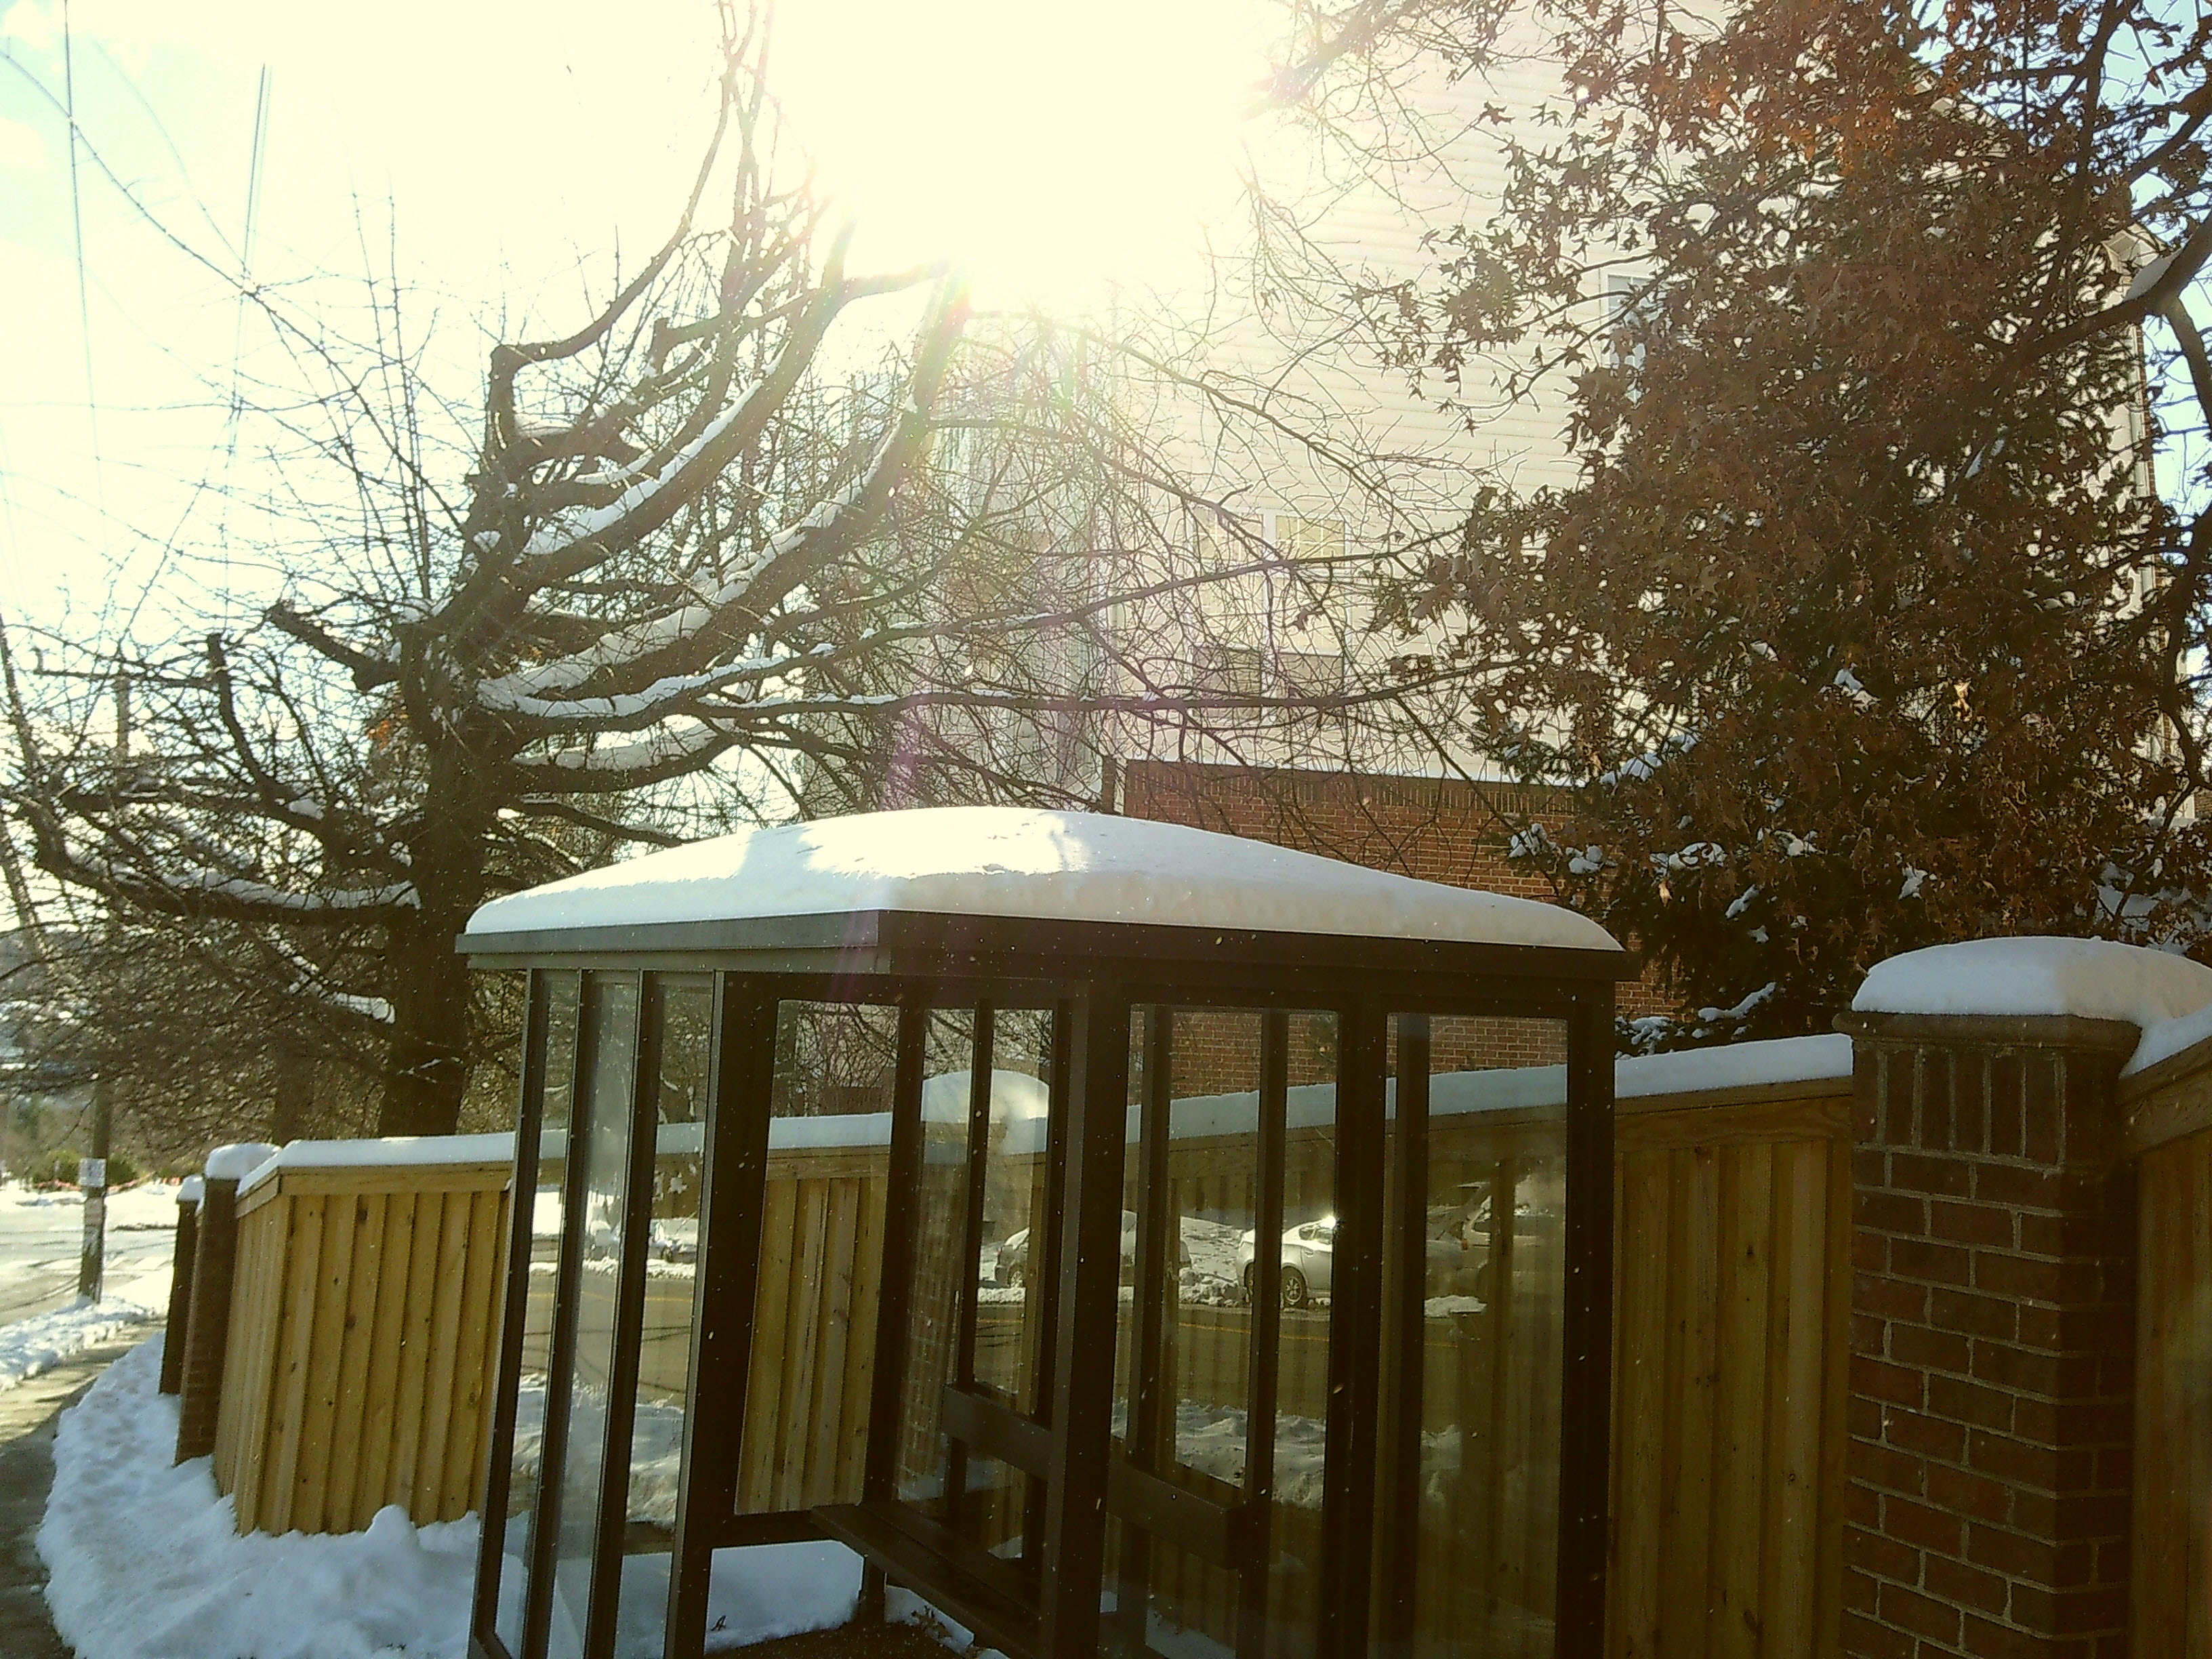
[485, 975, 1598, 1659]
[735, 999, 904, 1517]
[1102, 1004, 1340, 1659]
[1371, 1012, 1572, 1659]
[732, 994, 1069, 1603]
[609, 975, 714, 1659]
[489, 970, 581, 1658]
[533, 971, 644, 1659]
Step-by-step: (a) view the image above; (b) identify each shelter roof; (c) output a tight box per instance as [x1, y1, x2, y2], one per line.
[461, 806, 1622, 956]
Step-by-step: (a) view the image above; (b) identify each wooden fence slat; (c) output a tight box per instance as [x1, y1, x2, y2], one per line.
[241, 1199, 289, 1528]
[386, 1190, 446, 1513]
[776, 1180, 830, 1511]
[838, 1174, 888, 1500]
[293, 1190, 359, 1532]
[324, 1194, 386, 1532]
[1708, 1143, 1774, 1659]
[1612, 1149, 1673, 1656]
[440, 1188, 506, 1521]
[1814, 1137, 1852, 1652]
[807, 1177, 861, 1501]
[415, 1191, 476, 1519]
[740, 1176, 798, 1513]
[357, 1194, 418, 1522]
[1658, 1147, 1720, 1656]
[262, 1195, 327, 1536]
[1762, 1139, 1830, 1658]
[474, 1189, 514, 1510]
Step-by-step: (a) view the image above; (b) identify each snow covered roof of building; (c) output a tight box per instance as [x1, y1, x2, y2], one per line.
[462, 806, 1622, 955]
[1852, 937, 2212, 1028]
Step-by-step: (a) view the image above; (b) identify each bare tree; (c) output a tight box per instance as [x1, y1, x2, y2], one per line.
[5, 15, 1455, 1136]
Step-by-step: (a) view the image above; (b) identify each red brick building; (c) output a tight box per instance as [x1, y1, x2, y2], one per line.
[1116, 758, 1674, 1023]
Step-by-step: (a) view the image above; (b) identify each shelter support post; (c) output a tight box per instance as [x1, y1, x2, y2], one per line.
[1317, 998, 1387, 1659]
[1555, 989, 1617, 1654]
[1039, 989, 1131, 1659]
[665, 979, 780, 1659]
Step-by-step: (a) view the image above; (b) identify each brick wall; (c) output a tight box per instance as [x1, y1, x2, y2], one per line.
[1120, 759, 1675, 1022]
[1839, 1016, 2140, 1659]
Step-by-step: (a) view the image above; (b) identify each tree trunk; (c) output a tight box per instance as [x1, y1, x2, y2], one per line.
[376, 754, 490, 1138]
[269, 1045, 312, 1144]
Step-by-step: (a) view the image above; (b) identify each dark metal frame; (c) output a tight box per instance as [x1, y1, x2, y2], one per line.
[466, 910, 1628, 1659]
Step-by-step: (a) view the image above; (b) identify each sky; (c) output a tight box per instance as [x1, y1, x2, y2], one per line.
[0, 0, 1282, 642]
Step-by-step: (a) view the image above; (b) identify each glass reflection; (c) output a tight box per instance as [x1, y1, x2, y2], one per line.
[1383, 1015, 1569, 1659]
[610, 975, 713, 1659]
[495, 971, 579, 1656]
[544, 974, 640, 1659]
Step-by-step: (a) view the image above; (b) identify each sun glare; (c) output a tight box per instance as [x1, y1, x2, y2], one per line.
[771, 0, 1271, 305]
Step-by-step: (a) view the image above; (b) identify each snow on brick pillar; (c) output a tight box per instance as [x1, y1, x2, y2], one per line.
[1836, 1004, 2143, 1659]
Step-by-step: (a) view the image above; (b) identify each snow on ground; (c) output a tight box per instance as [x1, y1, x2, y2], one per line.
[0, 1294, 163, 1391]
[0, 1180, 178, 1332]
[39, 1336, 870, 1659]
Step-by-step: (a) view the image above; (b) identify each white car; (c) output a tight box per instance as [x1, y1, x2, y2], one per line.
[1234, 1210, 1505, 1307]
[992, 1210, 1185, 1286]
[1235, 1217, 1338, 1308]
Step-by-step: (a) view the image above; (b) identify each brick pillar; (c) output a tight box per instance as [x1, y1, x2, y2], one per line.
[173, 1174, 239, 1463]
[1836, 1012, 2139, 1659]
[158, 1185, 200, 1395]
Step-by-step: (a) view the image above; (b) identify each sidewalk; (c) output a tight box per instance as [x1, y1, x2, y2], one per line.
[0, 1324, 161, 1659]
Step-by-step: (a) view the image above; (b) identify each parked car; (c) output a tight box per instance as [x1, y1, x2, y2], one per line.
[991, 1210, 1185, 1287]
[1233, 1201, 1536, 1307]
[1234, 1217, 1340, 1308]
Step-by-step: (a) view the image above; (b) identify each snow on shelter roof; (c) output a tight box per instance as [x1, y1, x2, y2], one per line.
[462, 806, 1623, 955]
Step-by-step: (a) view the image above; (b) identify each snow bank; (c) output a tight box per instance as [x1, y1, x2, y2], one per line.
[0, 1295, 161, 1392]
[237, 1133, 514, 1198]
[41, 1338, 479, 1659]
[39, 1336, 865, 1659]
[1853, 937, 2212, 1027]
[463, 806, 1622, 954]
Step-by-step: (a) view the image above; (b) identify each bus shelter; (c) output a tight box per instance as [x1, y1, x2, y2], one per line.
[459, 807, 1631, 1659]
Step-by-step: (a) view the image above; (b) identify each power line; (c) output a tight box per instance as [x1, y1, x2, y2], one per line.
[60, 0, 104, 514]
[217, 65, 274, 615]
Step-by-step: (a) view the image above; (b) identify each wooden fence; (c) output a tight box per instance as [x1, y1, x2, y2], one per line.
[193, 1071, 1858, 1659]
[2123, 1053, 2212, 1659]
[1609, 1081, 1854, 1658]
[211, 1152, 512, 1535]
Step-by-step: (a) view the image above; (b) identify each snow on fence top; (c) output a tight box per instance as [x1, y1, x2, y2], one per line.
[462, 806, 1622, 954]
[998, 1033, 1853, 1154]
[1853, 937, 2212, 1029]
[203, 1142, 278, 1183]
[2123, 1002, 2212, 1077]
[235, 1132, 514, 1197]
[222, 1036, 1851, 1185]
[178, 1176, 204, 1205]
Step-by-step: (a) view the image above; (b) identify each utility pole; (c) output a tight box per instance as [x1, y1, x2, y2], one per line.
[77, 672, 125, 1300]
